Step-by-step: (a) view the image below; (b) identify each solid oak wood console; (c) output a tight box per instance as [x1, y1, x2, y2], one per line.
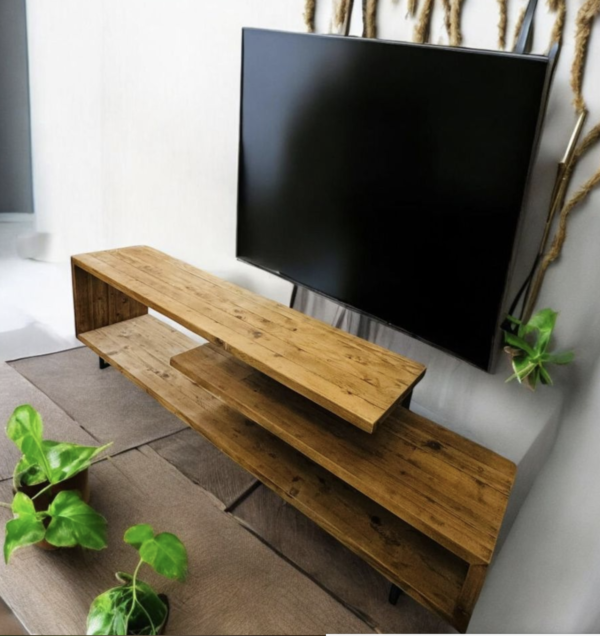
[72, 246, 517, 632]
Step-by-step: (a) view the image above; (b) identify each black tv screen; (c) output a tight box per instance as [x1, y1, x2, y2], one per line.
[237, 28, 550, 371]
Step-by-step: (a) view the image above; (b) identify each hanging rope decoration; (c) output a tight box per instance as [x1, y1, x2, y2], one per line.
[408, 0, 420, 17]
[450, 0, 465, 46]
[414, 0, 435, 43]
[497, 0, 508, 49]
[304, 0, 317, 32]
[334, 0, 351, 30]
[512, 5, 527, 49]
[441, 0, 453, 39]
[363, 0, 379, 38]
[571, 0, 600, 113]
[522, 0, 600, 318]
[549, 0, 567, 46]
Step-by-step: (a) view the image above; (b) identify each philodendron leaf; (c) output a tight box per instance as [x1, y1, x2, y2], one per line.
[127, 578, 168, 635]
[3, 493, 46, 563]
[115, 573, 168, 636]
[13, 455, 46, 487]
[43, 440, 112, 484]
[45, 491, 108, 550]
[138, 532, 188, 582]
[6, 405, 52, 482]
[87, 575, 167, 636]
[86, 586, 130, 636]
[124, 524, 155, 550]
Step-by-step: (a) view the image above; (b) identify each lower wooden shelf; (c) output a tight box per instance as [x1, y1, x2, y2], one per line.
[79, 314, 470, 629]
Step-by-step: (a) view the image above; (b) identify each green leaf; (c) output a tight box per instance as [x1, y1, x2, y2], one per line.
[3, 493, 46, 563]
[139, 532, 188, 582]
[543, 350, 575, 365]
[86, 586, 130, 636]
[528, 367, 540, 390]
[6, 405, 52, 482]
[529, 308, 558, 354]
[128, 579, 168, 635]
[125, 524, 155, 550]
[506, 358, 536, 384]
[11, 491, 37, 516]
[117, 574, 168, 636]
[43, 440, 112, 484]
[539, 365, 553, 385]
[13, 455, 46, 487]
[45, 491, 108, 550]
[504, 333, 536, 359]
[87, 576, 167, 636]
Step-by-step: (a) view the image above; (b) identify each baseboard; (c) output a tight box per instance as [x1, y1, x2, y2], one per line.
[0, 212, 34, 223]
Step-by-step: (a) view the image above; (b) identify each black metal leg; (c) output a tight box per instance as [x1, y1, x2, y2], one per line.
[99, 357, 110, 370]
[389, 584, 403, 606]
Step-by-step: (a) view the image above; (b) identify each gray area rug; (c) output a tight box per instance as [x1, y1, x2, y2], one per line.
[4, 347, 456, 634]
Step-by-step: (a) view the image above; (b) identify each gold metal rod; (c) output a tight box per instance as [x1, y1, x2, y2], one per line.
[343, 0, 355, 36]
[522, 110, 588, 321]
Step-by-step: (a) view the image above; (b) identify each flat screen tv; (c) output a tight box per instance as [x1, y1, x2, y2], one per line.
[237, 28, 551, 371]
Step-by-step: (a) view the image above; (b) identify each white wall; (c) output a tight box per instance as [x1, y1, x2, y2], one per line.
[25, 0, 600, 632]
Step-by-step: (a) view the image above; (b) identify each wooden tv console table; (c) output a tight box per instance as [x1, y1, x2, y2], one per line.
[72, 246, 516, 632]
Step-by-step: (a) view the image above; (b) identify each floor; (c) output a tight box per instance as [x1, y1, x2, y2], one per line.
[0, 221, 78, 364]
[0, 221, 454, 635]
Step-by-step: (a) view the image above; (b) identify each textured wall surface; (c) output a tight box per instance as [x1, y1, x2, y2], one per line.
[25, 0, 600, 632]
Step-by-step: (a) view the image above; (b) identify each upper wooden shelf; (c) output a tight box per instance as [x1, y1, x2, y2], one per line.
[72, 246, 426, 433]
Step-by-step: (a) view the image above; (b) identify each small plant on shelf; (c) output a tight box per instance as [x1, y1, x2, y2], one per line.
[503, 308, 574, 390]
[86, 524, 188, 636]
[1, 405, 111, 562]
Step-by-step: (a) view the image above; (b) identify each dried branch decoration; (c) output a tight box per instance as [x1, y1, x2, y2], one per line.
[497, 0, 508, 49]
[571, 0, 600, 113]
[363, 0, 378, 38]
[549, 0, 566, 47]
[414, 0, 435, 43]
[304, 0, 317, 32]
[512, 5, 527, 49]
[547, 0, 559, 10]
[450, 0, 465, 46]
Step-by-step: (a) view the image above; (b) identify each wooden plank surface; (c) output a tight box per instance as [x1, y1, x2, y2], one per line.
[78, 315, 470, 629]
[72, 246, 426, 433]
[172, 343, 517, 566]
[72, 263, 147, 335]
[233, 485, 457, 635]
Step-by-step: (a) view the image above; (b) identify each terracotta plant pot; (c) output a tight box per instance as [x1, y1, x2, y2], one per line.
[12, 468, 91, 551]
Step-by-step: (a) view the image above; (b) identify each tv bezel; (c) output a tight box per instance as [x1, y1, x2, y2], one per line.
[236, 28, 555, 372]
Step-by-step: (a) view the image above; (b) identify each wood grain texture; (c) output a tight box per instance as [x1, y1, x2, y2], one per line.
[72, 262, 147, 336]
[454, 564, 489, 633]
[72, 246, 426, 432]
[233, 485, 457, 635]
[78, 315, 470, 629]
[172, 343, 516, 566]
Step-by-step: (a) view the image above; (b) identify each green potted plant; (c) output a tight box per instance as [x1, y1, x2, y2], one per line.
[1, 404, 111, 561]
[87, 524, 188, 636]
[504, 308, 574, 390]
